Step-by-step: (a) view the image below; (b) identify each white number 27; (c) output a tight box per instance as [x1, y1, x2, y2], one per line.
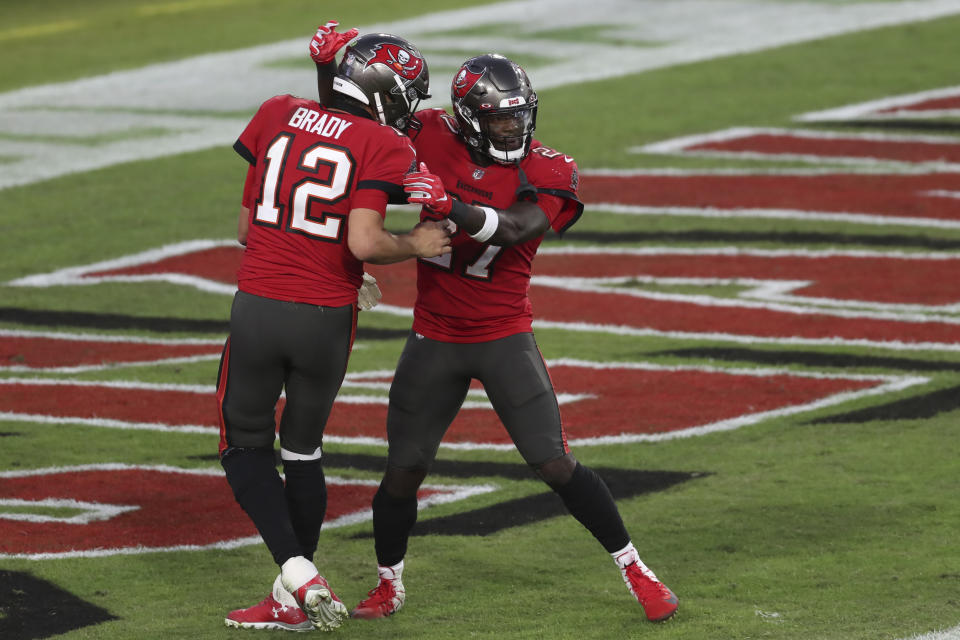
[423, 244, 502, 280]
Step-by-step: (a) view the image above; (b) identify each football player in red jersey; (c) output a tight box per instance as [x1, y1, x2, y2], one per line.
[309, 24, 679, 625]
[219, 27, 450, 633]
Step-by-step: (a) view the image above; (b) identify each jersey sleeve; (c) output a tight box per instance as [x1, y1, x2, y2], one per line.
[527, 148, 584, 234]
[233, 95, 290, 166]
[353, 130, 417, 215]
[233, 108, 263, 167]
[533, 192, 578, 232]
[235, 98, 287, 208]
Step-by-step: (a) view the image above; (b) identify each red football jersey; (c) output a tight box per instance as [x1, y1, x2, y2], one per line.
[234, 94, 416, 306]
[411, 108, 583, 342]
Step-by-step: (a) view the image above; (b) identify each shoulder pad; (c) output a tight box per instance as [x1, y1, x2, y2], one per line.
[523, 144, 579, 194]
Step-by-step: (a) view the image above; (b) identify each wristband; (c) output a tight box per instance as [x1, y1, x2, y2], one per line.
[469, 207, 499, 243]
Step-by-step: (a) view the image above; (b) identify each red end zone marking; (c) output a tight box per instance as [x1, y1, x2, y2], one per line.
[529, 252, 960, 306]
[877, 94, 960, 113]
[579, 172, 960, 222]
[0, 364, 895, 446]
[0, 468, 259, 554]
[328, 365, 882, 445]
[0, 467, 456, 557]
[0, 334, 221, 369]
[15, 245, 960, 346]
[367, 257, 960, 345]
[87, 245, 242, 282]
[550, 366, 876, 437]
[1, 381, 214, 427]
[530, 286, 960, 344]
[53, 246, 960, 307]
[684, 131, 960, 165]
[798, 86, 960, 121]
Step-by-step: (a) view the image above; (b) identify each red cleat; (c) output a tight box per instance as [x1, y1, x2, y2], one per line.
[351, 576, 405, 619]
[224, 591, 312, 632]
[622, 562, 679, 622]
[288, 574, 348, 631]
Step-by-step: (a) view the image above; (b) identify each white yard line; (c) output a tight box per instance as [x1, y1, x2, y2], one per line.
[899, 625, 960, 640]
[797, 85, 960, 122]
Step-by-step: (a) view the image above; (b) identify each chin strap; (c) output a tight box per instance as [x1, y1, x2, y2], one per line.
[516, 167, 538, 202]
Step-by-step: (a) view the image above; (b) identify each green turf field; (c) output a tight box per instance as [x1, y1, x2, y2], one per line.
[2, 2, 959, 639]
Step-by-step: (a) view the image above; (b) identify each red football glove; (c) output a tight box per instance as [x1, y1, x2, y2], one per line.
[308, 21, 359, 65]
[403, 163, 453, 215]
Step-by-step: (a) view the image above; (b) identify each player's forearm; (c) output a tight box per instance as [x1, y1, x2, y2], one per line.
[354, 231, 420, 265]
[315, 61, 336, 106]
[447, 199, 548, 247]
[237, 206, 250, 246]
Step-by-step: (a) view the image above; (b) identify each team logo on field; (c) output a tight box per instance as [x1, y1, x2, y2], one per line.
[6, 83, 960, 559]
[367, 44, 424, 81]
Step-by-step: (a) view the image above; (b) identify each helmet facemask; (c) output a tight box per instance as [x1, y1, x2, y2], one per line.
[374, 77, 429, 130]
[451, 54, 538, 165]
[477, 102, 537, 164]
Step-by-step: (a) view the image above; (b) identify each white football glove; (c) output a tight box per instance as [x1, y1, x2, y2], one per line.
[357, 272, 382, 311]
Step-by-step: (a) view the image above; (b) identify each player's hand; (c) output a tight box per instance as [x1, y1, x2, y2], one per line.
[403, 163, 453, 216]
[409, 219, 452, 258]
[309, 21, 359, 65]
[357, 272, 382, 311]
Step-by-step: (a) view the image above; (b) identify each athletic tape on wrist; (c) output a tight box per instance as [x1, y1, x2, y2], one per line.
[469, 207, 499, 243]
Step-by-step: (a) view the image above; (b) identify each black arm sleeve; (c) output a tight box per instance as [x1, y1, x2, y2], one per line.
[316, 61, 336, 106]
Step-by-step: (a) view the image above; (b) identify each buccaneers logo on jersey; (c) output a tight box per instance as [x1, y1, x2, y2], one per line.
[453, 66, 485, 99]
[367, 44, 424, 81]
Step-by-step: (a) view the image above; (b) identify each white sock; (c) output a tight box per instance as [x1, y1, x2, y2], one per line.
[280, 555, 319, 592]
[378, 560, 404, 582]
[611, 543, 658, 580]
[271, 574, 299, 608]
[611, 542, 639, 568]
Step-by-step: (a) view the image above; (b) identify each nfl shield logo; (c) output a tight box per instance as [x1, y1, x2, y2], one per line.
[472, 168, 485, 180]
